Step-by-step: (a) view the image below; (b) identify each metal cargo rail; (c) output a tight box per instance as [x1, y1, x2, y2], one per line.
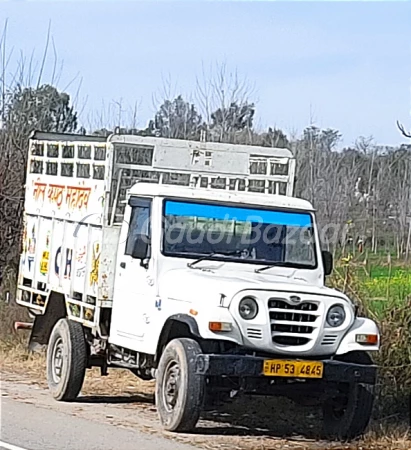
[107, 134, 295, 224]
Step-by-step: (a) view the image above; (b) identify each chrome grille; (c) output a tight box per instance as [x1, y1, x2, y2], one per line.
[270, 311, 316, 323]
[272, 324, 314, 334]
[268, 299, 318, 311]
[268, 297, 319, 346]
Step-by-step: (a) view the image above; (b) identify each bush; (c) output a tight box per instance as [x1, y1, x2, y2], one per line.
[375, 297, 411, 418]
[0, 265, 31, 345]
[330, 260, 411, 422]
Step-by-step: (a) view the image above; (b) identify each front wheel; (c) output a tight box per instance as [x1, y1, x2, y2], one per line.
[156, 338, 205, 432]
[322, 382, 374, 440]
[47, 318, 87, 401]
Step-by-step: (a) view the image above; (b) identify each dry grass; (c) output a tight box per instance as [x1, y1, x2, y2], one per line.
[1, 342, 409, 450]
[1, 340, 154, 397]
[1, 272, 410, 450]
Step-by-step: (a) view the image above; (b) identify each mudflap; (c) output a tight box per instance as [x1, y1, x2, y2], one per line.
[28, 314, 56, 352]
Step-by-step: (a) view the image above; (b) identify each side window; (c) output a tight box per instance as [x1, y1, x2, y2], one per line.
[125, 198, 152, 256]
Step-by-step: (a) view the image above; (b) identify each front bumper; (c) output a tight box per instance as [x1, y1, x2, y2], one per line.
[195, 354, 377, 385]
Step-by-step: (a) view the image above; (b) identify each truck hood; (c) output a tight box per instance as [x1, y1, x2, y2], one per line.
[158, 266, 348, 306]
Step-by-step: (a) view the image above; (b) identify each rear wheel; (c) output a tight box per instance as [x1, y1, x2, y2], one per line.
[47, 318, 87, 401]
[156, 338, 205, 432]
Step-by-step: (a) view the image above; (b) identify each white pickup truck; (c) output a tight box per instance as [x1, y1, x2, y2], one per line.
[17, 131, 379, 439]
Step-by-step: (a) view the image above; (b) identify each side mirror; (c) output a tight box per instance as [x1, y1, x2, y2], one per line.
[322, 250, 333, 276]
[131, 235, 150, 261]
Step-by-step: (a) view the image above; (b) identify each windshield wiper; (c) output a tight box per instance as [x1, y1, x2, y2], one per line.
[255, 262, 311, 273]
[187, 250, 243, 269]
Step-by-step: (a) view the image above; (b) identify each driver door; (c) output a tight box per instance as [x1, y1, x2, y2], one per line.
[110, 197, 153, 351]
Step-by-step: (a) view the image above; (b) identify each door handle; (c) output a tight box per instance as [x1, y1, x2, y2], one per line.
[120, 262, 126, 269]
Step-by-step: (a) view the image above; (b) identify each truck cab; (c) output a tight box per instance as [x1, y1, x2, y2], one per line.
[17, 131, 379, 440]
[107, 182, 379, 437]
[110, 183, 377, 357]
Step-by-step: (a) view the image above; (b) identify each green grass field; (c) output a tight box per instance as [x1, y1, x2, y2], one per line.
[331, 254, 411, 317]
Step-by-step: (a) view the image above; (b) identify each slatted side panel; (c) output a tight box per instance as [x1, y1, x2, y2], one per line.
[27, 139, 108, 225]
[29, 140, 108, 181]
[109, 143, 295, 224]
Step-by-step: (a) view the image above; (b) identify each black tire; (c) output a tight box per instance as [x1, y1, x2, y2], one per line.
[322, 382, 374, 440]
[47, 318, 87, 401]
[322, 352, 375, 440]
[156, 338, 204, 432]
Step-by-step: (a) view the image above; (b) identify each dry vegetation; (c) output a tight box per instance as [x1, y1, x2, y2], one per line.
[1, 291, 410, 450]
[1, 344, 410, 450]
[0, 252, 410, 450]
[330, 258, 411, 424]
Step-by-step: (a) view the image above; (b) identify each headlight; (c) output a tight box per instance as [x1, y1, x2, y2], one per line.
[239, 297, 258, 320]
[326, 305, 346, 327]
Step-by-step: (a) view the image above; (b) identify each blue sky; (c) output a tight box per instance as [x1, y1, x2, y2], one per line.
[1, 1, 410, 147]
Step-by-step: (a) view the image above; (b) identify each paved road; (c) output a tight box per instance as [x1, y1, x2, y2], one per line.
[0, 381, 196, 450]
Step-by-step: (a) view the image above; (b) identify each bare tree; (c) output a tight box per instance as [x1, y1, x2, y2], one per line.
[195, 62, 256, 143]
[0, 21, 79, 294]
[397, 120, 411, 139]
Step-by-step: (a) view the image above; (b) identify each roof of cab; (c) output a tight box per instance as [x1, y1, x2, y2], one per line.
[128, 182, 314, 211]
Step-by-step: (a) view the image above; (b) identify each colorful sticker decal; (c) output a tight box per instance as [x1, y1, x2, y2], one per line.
[76, 245, 87, 278]
[54, 247, 73, 279]
[32, 180, 47, 202]
[22, 221, 28, 265]
[33, 179, 92, 211]
[84, 308, 94, 321]
[40, 251, 50, 275]
[27, 223, 36, 272]
[34, 294, 45, 306]
[65, 249, 73, 279]
[89, 242, 100, 290]
[40, 231, 51, 275]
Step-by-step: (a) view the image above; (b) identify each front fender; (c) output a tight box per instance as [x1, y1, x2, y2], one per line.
[167, 314, 201, 338]
[336, 317, 380, 355]
[197, 307, 244, 345]
[155, 312, 244, 362]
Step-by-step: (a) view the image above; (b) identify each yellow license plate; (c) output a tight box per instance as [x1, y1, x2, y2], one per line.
[263, 360, 323, 378]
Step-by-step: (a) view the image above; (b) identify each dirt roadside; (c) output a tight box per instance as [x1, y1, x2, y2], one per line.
[1, 349, 409, 450]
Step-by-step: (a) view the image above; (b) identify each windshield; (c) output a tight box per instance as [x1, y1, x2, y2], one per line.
[162, 199, 317, 269]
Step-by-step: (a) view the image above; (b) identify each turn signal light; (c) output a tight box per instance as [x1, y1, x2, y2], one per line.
[356, 334, 379, 345]
[209, 322, 232, 332]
